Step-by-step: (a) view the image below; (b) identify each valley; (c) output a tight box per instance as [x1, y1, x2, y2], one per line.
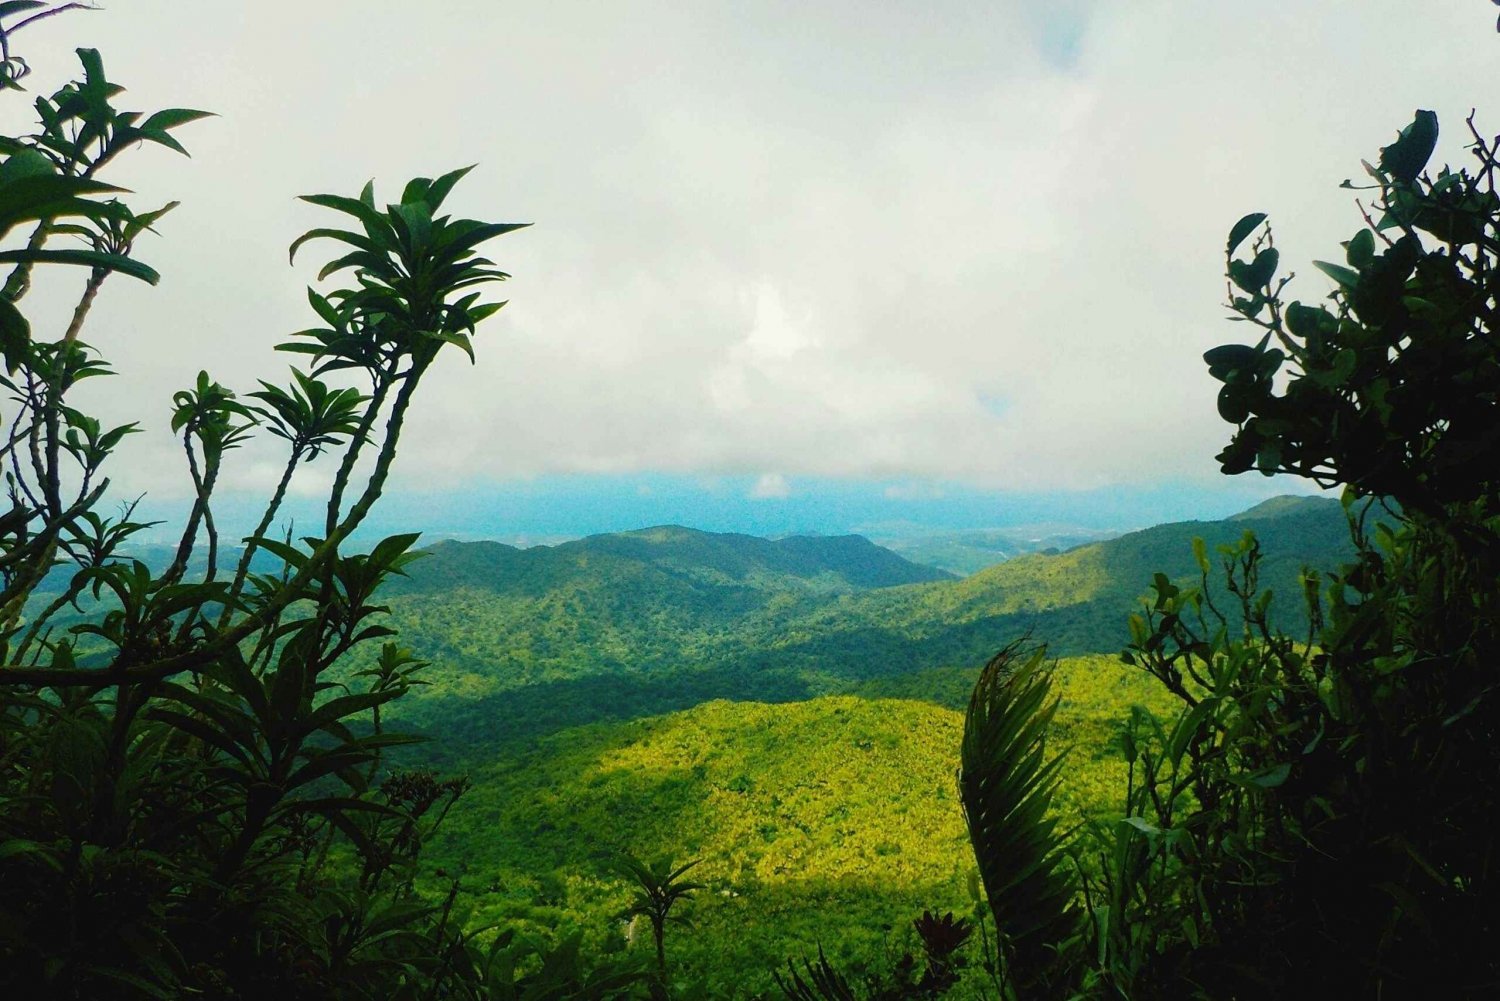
[367, 495, 1354, 993]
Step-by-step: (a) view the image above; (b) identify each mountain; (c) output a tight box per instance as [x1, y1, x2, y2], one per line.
[378, 503, 1356, 989]
[390, 525, 952, 598]
[371, 527, 948, 697]
[1228, 493, 1341, 521]
[781, 494, 1355, 668]
[372, 496, 1358, 759]
[871, 525, 1123, 576]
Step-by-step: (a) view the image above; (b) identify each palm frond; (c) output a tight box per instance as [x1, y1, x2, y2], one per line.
[774, 946, 858, 1001]
[959, 640, 1083, 998]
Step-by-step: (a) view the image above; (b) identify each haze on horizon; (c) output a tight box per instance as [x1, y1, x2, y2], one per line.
[2, 1, 1494, 539]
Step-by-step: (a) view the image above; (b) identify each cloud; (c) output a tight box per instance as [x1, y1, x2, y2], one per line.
[884, 483, 946, 501]
[8, 1, 1496, 508]
[748, 473, 792, 500]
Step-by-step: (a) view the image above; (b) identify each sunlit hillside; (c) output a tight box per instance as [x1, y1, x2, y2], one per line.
[421, 656, 1174, 997]
[367, 496, 1350, 763]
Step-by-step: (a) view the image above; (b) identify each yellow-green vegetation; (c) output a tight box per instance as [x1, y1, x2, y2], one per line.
[372, 498, 1347, 706]
[422, 656, 1175, 997]
[351, 498, 1350, 770]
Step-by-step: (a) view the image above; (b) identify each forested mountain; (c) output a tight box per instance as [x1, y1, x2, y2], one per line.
[370, 526, 949, 694]
[872, 525, 1122, 576]
[387, 496, 1353, 994]
[388, 525, 952, 597]
[788, 493, 1348, 665]
[376, 495, 1355, 757]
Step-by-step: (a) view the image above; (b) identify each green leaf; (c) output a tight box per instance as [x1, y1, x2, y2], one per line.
[0, 296, 30, 374]
[75, 47, 106, 93]
[0, 247, 160, 284]
[1286, 301, 1334, 339]
[959, 642, 1081, 997]
[0, 147, 54, 186]
[138, 108, 215, 133]
[0, 3, 50, 20]
[1246, 762, 1292, 788]
[1378, 110, 1439, 184]
[297, 193, 392, 243]
[1229, 248, 1278, 293]
[1204, 344, 1258, 377]
[288, 226, 381, 265]
[1346, 229, 1376, 270]
[135, 129, 190, 157]
[1227, 212, 1267, 256]
[425, 164, 476, 211]
[1313, 260, 1361, 289]
[0, 173, 126, 234]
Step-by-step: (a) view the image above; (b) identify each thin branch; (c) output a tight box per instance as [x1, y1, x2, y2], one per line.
[8, 3, 98, 35]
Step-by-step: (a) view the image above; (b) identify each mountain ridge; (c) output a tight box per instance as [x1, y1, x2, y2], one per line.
[371, 496, 1360, 755]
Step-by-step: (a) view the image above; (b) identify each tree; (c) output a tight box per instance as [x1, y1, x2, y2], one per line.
[614, 853, 703, 993]
[0, 7, 562, 998]
[960, 109, 1500, 997]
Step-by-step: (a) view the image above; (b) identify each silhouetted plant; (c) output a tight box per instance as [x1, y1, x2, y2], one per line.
[910, 911, 971, 991]
[956, 107, 1500, 998]
[957, 641, 1081, 1000]
[0, 7, 542, 998]
[613, 852, 703, 993]
[776, 911, 978, 1001]
[776, 947, 858, 1001]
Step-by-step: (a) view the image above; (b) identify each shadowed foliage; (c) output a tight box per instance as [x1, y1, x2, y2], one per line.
[958, 643, 1080, 999]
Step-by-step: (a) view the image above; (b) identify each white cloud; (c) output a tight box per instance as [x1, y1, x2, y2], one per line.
[5, 1, 1496, 504]
[749, 474, 791, 500]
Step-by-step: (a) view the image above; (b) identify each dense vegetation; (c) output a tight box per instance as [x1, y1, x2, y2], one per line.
[4, 5, 1497, 1000]
[354, 496, 1350, 762]
[0, 11, 558, 998]
[408, 656, 1174, 998]
[952, 109, 1500, 999]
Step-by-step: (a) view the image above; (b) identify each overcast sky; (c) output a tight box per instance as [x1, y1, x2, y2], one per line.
[2, 2, 1496, 536]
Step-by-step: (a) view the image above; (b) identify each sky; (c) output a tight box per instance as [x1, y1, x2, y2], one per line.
[2, 1, 1496, 540]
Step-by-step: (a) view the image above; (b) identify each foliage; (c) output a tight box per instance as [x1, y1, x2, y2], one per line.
[422, 695, 976, 998]
[612, 852, 703, 990]
[320, 500, 1350, 768]
[407, 654, 1174, 1000]
[776, 912, 975, 1001]
[1155, 107, 1500, 996]
[0, 10, 553, 998]
[956, 109, 1500, 998]
[957, 643, 1080, 1000]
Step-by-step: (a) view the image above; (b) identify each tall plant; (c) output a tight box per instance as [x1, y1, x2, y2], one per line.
[614, 852, 703, 993]
[0, 7, 537, 998]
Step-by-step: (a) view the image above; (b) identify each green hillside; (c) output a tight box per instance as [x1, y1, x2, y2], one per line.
[873, 525, 1122, 576]
[374, 526, 948, 686]
[374, 497, 1354, 759]
[421, 656, 1174, 998]
[780, 494, 1352, 669]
